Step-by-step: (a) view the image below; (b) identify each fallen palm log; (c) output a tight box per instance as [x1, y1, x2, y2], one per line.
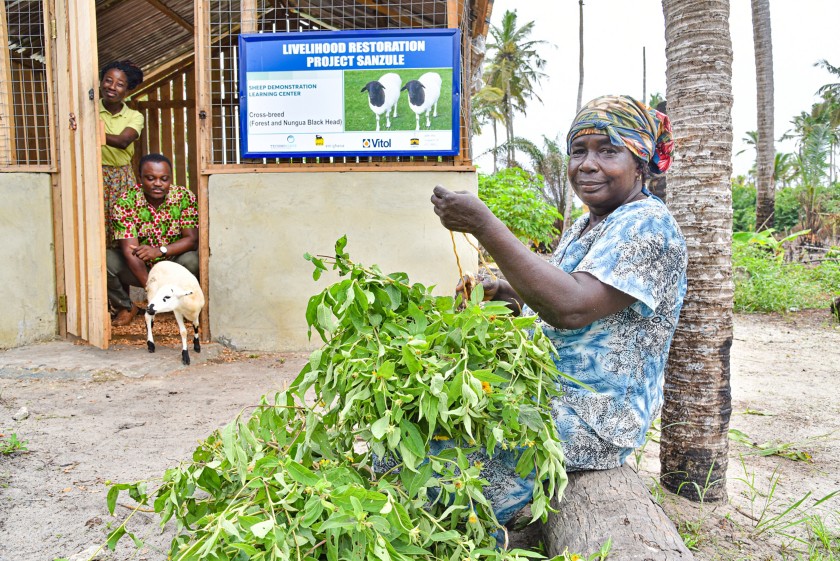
[542, 464, 694, 560]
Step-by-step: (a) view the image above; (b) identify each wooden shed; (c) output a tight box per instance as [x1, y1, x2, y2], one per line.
[0, 0, 492, 351]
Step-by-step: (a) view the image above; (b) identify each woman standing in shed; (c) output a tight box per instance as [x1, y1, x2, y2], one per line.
[99, 60, 144, 251]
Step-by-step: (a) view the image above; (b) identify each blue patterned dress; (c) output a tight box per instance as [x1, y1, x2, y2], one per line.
[428, 193, 687, 526]
[527, 192, 687, 471]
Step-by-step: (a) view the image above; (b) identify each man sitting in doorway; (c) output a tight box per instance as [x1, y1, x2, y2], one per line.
[107, 153, 199, 326]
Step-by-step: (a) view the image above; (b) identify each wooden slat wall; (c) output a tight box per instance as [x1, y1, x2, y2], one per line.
[131, 67, 198, 192]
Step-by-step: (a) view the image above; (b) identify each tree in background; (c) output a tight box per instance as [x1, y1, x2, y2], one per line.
[751, 0, 776, 231]
[576, 0, 585, 112]
[813, 60, 840, 185]
[484, 134, 568, 218]
[478, 167, 562, 249]
[660, 0, 734, 503]
[484, 10, 548, 166]
[470, 85, 505, 173]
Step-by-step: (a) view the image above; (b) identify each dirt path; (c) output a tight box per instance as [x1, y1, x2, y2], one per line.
[1, 311, 839, 560]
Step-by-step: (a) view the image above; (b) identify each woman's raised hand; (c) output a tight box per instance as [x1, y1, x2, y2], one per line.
[430, 185, 493, 235]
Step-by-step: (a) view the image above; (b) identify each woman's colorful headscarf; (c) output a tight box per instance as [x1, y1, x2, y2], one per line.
[566, 95, 674, 174]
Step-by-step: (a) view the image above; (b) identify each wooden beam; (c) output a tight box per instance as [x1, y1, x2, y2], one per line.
[241, 0, 258, 33]
[0, 0, 17, 165]
[195, 0, 211, 341]
[446, 0, 458, 29]
[144, 0, 193, 33]
[204, 163, 476, 173]
[70, 0, 109, 348]
[54, 0, 82, 339]
[132, 52, 194, 97]
[472, 0, 489, 38]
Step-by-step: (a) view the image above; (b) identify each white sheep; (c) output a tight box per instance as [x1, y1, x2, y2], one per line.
[401, 72, 442, 131]
[360, 72, 401, 131]
[144, 261, 205, 366]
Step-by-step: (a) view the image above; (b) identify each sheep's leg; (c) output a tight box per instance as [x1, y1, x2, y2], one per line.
[174, 310, 190, 365]
[385, 111, 391, 129]
[392, 102, 398, 118]
[433, 100, 438, 117]
[375, 114, 381, 132]
[425, 109, 431, 129]
[192, 319, 201, 353]
[145, 311, 155, 353]
[415, 113, 420, 131]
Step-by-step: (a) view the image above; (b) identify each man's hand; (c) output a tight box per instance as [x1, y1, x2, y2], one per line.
[129, 244, 164, 263]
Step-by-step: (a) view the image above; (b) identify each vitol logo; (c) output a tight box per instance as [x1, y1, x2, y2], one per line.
[362, 138, 391, 148]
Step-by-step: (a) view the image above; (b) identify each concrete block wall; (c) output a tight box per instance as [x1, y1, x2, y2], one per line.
[208, 171, 478, 351]
[0, 173, 57, 348]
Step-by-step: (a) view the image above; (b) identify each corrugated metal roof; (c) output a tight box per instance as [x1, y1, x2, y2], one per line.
[96, 0, 195, 75]
[4, 0, 485, 83]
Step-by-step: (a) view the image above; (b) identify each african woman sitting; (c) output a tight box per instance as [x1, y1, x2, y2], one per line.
[430, 95, 687, 525]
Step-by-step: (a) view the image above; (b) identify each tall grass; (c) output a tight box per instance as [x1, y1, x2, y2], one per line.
[733, 241, 840, 313]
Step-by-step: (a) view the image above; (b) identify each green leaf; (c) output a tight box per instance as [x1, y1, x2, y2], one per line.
[318, 514, 357, 531]
[250, 519, 274, 539]
[399, 420, 426, 458]
[106, 526, 126, 550]
[371, 416, 390, 440]
[285, 460, 321, 486]
[429, 530, 460, 542]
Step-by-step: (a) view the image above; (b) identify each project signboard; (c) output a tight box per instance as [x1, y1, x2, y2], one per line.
[238, 28, 461, 158]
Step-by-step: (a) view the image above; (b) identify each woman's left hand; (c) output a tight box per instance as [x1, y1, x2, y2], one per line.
[430, 185, 494, 235]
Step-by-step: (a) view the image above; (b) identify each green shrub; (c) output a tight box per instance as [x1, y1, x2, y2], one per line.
[732, 176, 756, 232]
[478, 167, 562, 248]
[733, 239, 840, 312]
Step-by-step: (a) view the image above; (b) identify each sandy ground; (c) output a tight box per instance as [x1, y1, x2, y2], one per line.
[1, 311, 839, 561]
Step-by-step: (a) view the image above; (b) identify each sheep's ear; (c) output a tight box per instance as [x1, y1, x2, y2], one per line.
[360, 83, 371, 92]
[174, 288, 193, 298]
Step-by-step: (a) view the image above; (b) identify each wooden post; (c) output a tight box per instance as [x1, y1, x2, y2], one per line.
[0, 0, 17, 165]
[54, 0, 108, 348]
[195, 0, 212, 341]
[241, 0, 258, 34]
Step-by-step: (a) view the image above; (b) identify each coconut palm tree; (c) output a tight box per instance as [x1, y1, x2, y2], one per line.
[751, 0, 776, 231]
[815, 59, 840, 98]
[576, 0, 585, 112]
[484, 10, 548, 165]
[660, 0, 734, 503]
[471, 85, 505, 172]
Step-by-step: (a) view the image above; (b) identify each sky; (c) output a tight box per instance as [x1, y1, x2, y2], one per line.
[472, 0, 840, 178]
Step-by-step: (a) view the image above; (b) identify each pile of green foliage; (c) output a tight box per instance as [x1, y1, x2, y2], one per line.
[478, 167, 562, 249]
[107, 237, 574, 560]
[733, 231, 840, 313]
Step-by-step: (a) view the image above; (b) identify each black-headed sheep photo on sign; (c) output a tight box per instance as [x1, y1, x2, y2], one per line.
[238, 29, 460, 158]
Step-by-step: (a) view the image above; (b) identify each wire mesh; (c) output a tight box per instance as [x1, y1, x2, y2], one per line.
[206, 0, 470, 167]
[1, 0, 52, 168]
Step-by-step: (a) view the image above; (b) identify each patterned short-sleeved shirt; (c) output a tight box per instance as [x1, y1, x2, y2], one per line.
[523, 193, 687, 470]
[112, 184, 198, 264]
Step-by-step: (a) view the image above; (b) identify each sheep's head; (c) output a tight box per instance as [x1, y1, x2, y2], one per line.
[361, 81, 386, 107]
[402, 80, 425, 106]
[147, 285, 193, 315]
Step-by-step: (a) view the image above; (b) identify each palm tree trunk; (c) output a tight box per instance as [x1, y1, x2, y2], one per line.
[505, 85, 515, 165]
[576, 0, 585, 112]
[752, 0, 776, 231]
[660, 0, 734, 503]
[492, 120, 498, 174]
